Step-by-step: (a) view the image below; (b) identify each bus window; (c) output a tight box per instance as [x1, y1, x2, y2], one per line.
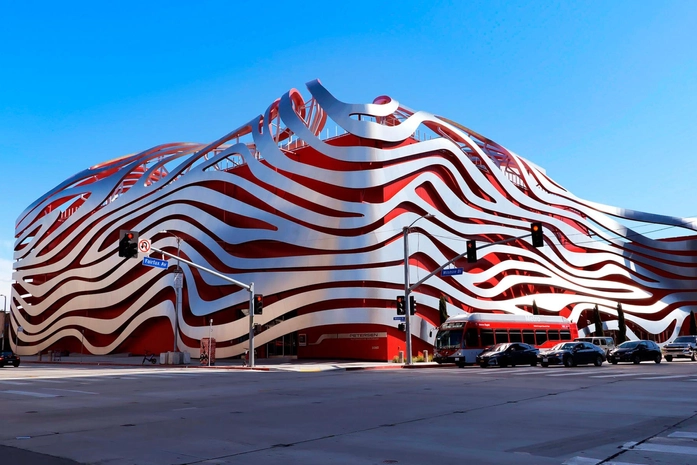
[560, 330, 571, 341]
[523, 330, 535, 345]
[509, 329, 522, 343]
[464, 328, 478, 348]
[549, 330, 560, 341]
[535, 330, 548, 346]
[494, 329, 507, 344]
[481, 329, 495, 347]
[435, 328, 463, 350]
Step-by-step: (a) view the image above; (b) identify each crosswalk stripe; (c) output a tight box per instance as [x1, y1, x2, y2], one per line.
[628, 442, 697, 456]
[0, 380, 30, 385]
[635, 375, 694, 380]
[589, 373, 652, 378]
[668, 431, 697, 439]
[1, 390, 60, 398]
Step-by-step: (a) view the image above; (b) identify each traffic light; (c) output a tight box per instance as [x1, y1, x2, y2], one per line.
[396, 296, 405, 315]
[531, 222, 544, 247]
[119, 230, 139, 259]
[466, 240, 477, 263]
[254, 294, 263, 315]
[410, 295, 416, 315]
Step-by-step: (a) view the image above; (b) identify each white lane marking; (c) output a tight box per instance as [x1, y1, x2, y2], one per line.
[589, 373, 652, 379]
[635, 375, 694, 380]
[668, 431, 697, 439]
[33, 379, 66, 384]
[546, 371, 593, 377]
[44, 388, 98, 395]
[172, 407, 198, 411]
[1, 390, 60, 398]
[562, 456, 600, 464]
[0, 380, 30, 385]
[628, 442, 697, 455]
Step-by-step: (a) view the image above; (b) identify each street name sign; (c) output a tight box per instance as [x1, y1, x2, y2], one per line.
[142, 257, 168, 269]
[441, 267, 464, 276]
[393, 316, 406, 321]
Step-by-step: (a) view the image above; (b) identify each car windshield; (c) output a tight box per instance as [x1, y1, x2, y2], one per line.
[674, 336, 696, 343]
[618, 341, 640, 349]
[487, 343, 509, 353]
[552, 343, 576, 351]
[435, 329, 463, 349]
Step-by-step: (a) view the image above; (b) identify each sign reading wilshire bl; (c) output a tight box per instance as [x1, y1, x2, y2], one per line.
[441, 267, 464, 276]
[142, 257, 168, 269]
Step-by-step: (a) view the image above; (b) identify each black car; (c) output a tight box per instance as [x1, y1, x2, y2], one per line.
[0, 351, 20, 367]
[476, 342, 539, 368]
[608, 340, 662, 364]
[538, 342, 605, 367]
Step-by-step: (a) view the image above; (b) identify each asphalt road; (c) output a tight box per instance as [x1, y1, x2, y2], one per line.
[2, 361, 697, 464]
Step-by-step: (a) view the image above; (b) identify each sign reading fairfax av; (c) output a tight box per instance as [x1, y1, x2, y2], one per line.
[142, 257, 168, 269]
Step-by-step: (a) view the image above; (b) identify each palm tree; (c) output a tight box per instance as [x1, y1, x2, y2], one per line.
[532, 300, 539, 316]
[593, 304, 604, 337]
[616, 303, 626, 343]
[438, 295, 449, 325]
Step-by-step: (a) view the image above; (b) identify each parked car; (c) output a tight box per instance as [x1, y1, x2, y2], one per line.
[574, 336, 616, 357]
[662, 335, 697, 362]
[538, 342, 605, 367]
[608, 340, 662, 364]
[475, 342, 539, 368]
[0, 351, 20, 367]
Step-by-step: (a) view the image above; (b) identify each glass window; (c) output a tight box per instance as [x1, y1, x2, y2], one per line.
[560, 330, 571, 341]
[481, 329, 495, 347]
[494, 330, 508, 344]
[548, 330, 560, 341]
[535, 330, 548, 346]
[523, 330, 535, 345]
[509, 329, 522, 343]
[465, 328, 479, 348]
[435, 329, 463, 350]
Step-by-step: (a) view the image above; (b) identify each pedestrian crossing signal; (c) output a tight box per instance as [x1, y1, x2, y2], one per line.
[396, 296, 405, 315]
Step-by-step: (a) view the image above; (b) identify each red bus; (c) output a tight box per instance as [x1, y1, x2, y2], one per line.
[433, 313, 579, 367]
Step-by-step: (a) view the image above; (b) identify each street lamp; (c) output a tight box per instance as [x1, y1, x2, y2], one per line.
[160, 230, 182, 353]
[0, 294, 6, 352]
[403, 213, 434, 365]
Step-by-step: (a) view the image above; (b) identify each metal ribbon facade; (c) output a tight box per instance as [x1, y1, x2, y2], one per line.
[11, 80, 697, 357]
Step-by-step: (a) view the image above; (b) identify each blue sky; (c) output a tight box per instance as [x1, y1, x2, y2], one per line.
[1, 1, 696, 302]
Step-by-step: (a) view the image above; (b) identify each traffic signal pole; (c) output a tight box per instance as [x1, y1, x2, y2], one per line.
[409, 234, 532, 293]
[150, 246, 259, 367]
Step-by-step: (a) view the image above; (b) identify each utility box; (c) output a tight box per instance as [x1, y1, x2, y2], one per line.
[182, 351, 191, 364]
[201, 338, 216, 365]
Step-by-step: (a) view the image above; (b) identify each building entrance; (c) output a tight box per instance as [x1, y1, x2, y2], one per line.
[266, 332, 297, 357]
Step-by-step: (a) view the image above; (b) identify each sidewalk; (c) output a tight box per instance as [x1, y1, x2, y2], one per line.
[19, 353, 448, 372]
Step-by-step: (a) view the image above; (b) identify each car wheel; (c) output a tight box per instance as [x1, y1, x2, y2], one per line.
[541, 362, 549, 367]
[13, 361, 19, 368]
[594, 356, 603, 367]
[499, 360, 507, 368]
[633, 354, 641, 364]
[456, 362, 465, 368]
[665, 355, 673, 362]
[479, 362, 487, 368]
[530, 360, 537, 367]
[654, 354, 662, 364]
[611, 359, 618, 365]
[692, 352, 696, 362]
[564, 356, 575, 368]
